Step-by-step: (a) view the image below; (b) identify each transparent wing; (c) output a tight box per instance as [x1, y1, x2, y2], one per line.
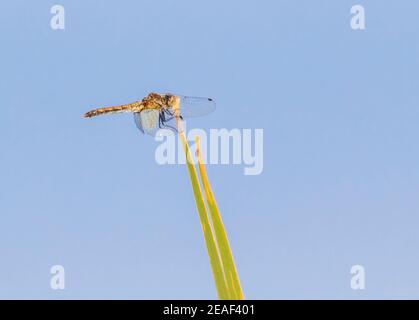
[177, 95, 216, 118]
[133, 112, 145, 134]
[133, 109, 160, 136]
[134, 109, 177, 137]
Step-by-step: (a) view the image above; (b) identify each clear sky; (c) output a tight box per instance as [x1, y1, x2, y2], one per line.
[1, 0, 419, 299]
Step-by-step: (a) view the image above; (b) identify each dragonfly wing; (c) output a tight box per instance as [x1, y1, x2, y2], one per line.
[177, 95, 216, 118]
[134, 112, 145, 134]
[133, 109, 160, 136]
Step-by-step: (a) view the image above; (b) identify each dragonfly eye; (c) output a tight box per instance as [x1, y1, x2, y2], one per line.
[165, 95, 175, 107]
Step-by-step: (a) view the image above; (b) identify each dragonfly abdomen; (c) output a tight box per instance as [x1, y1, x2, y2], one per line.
[83, 101, 143, 118]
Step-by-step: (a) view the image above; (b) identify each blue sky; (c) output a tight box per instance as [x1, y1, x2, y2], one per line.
[1, 0, 419, 299]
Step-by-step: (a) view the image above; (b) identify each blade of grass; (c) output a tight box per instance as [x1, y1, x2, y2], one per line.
[178, 130, 230, 299]
[195, 136, 244, 300]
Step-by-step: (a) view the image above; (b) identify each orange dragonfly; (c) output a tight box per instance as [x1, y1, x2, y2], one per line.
[84, 92, 216, 135]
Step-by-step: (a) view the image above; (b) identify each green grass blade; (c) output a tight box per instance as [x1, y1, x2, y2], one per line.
[195, 137, 245, 300]
[179, 131, 230, 299]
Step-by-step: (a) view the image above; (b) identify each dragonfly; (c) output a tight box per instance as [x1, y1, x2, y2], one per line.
[83, 92, 216, 136]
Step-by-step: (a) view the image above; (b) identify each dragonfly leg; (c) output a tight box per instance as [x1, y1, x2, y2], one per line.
[160, 110, 178, 133]
[160, 110, 167, 123]
[158, 113, 164, 129]
[164, 107, 183, 120]
[162, 123, 178, 133]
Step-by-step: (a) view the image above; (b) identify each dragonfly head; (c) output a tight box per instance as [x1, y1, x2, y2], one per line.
[164, 94, 181, 115]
